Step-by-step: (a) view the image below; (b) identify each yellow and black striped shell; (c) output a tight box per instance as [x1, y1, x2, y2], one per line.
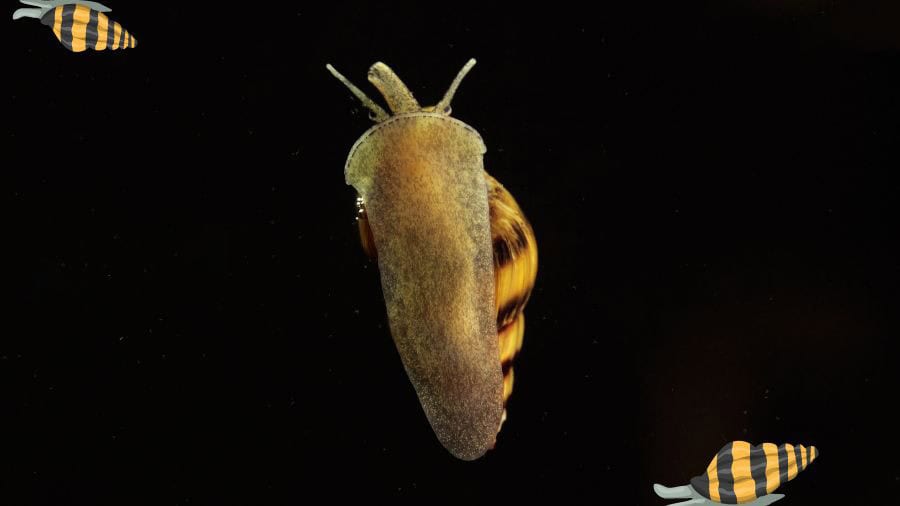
[690, 441, 819, 504]
[356, 170, 537, 431]
[41, 4, 136, 52]
[486, 173, 537, 426]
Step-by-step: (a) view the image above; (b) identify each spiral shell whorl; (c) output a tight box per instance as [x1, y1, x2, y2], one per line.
[690, 441, 818, 504]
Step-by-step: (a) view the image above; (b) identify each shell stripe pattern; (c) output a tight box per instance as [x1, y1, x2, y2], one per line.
[357, 171, 537, 423]
[40, 4, 136, 52]
[486, 173, 537, 421]
[690, 441, 819, 504]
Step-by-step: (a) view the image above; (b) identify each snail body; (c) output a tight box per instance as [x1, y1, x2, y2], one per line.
[329, 60, 537, 460]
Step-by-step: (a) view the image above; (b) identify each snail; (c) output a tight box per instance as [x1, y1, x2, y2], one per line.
[654, 441, 819, 505]
[13, 1, 136, 52]
[327, 59, 537, 460]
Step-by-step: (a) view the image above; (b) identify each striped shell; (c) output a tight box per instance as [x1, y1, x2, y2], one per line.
[690, 441, 819, 504]
[40, 4, 136, 52]
[486, 172, 537, 426]
[356, 170, 537, 431]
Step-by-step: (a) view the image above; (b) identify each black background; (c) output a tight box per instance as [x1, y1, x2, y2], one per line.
[6, 1, 900, 504]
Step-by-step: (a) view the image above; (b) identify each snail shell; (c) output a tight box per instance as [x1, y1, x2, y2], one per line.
[36, 4, 136, 52]
[690, 441, 819, 504]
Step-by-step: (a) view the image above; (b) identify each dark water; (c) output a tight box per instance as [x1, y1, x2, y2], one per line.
[6, 2, 900, 504]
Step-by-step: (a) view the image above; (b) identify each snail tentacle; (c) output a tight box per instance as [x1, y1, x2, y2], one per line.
[654, 484, 694, 499]
[12, 7, 41, 19]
